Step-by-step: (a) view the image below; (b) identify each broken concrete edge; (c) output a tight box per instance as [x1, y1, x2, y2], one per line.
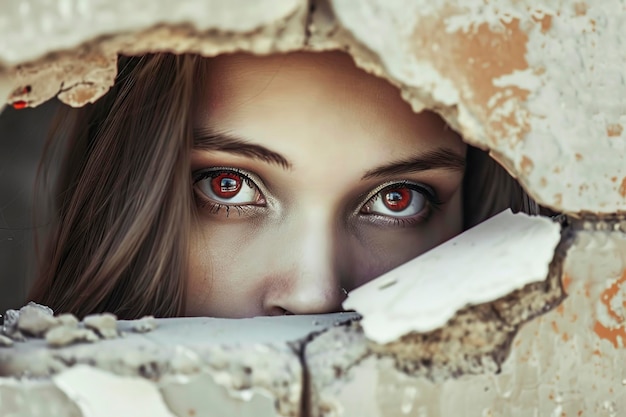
[0, 0, 308, 68]
[4, 1, 626, 213]
[0, 312, 361, 417]
[0, 220, 575, 416]
[0, 366, 282, 417]
[0, 1, 311, 109]
[368, 224, 571, 380]
[301, 224, 573, 417]
[343, 210, 564, 344]
[0, 1, 493, 206]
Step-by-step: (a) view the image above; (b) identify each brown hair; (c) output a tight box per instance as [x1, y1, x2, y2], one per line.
[30, 54, 199, 318]
[29, 53, 537, 319]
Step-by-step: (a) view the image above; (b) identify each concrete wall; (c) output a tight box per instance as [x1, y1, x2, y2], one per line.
[1, 1, 626, 416]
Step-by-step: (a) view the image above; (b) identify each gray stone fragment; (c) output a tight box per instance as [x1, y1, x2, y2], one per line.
[131, 316, 157, 333]
[84, 313, 118, 339]
[17, 304, 57, 337]
[45, 326, 99, 347]
[54, 314, 79, 329]
[2, 309, 19, 335]
[24, 302, 54, 316]
[9, 330, 27, 342]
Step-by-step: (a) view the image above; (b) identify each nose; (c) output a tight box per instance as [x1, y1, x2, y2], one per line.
[262, 211, 346, 315]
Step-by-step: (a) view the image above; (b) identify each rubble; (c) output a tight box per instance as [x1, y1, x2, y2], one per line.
[83, 313, 118, 339]
[45, 326, 100, 348]
[130, 316, 157, 334]
[17, 303, 58, 337]
[54, 314, 80, 329]
[0, 313, 358, 417]
[343, 210, 561, 344]
[2, 304, 114, 348]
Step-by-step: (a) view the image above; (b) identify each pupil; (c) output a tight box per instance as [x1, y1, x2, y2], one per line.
[221, 178, 238, 191]
[383, 188, 411, 211]
[387, 191, 403, 202]
[210, 173, 242, 198]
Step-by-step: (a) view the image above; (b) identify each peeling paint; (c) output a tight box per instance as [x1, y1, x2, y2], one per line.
[308, 228, 626, 417]
[410, 8, 531, 148]
[53, 366, 176, 417]
[2, 1, 626, 212]
[343, 210, 561, 344]
[607, 123, 623, 137]
[520, 155, 534, 175]
[594, 270, 626, 348]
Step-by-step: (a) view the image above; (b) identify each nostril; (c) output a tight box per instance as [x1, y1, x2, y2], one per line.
[267, 306, 294, 316]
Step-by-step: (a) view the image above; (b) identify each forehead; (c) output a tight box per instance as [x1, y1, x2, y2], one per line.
[194, 51, 465, 159]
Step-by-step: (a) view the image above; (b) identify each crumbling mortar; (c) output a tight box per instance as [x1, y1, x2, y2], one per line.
[4, 13, 308, 108]
[566, 212, 626, 232]
[292, 315, 362, 417]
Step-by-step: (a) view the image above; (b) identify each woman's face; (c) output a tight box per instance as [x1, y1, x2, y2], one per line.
[186, 51, 466, 317]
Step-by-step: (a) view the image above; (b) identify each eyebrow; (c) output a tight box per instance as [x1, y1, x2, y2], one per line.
[361, 148, 465, 180]
[193, 129, 292, 170]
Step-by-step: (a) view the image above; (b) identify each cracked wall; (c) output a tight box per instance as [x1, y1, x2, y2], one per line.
[1, 1, 626, 416]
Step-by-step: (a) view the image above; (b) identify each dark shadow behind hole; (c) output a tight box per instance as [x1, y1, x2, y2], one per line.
[1, 53, 558, 316]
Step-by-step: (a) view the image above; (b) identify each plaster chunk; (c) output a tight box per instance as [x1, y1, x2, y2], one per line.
[0, 0, 309, 108]
[344, 210, 561, 344]
[130, 316, 157, 333]
[305, 227, 626, 417]
[0, 312, 358, 417]
[1, 1, 626, 212]
[0, 0, 307, 67]
[45, 326, 99, 348]
[54, 314, 79, 329]
[0, 378, 83, 417]
[17, 303, 58, 337]
[83, 313, 118, 339]
[327, 0, 626, 213]
[53, 366, 176, 417]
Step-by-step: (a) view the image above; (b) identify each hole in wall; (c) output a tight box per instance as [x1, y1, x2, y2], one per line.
[0, 49, 560, 319]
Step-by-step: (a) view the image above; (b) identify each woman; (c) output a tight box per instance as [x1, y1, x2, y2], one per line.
[29, 51, 537, 319]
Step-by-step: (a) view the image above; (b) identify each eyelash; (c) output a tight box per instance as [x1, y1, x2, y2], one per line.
[192, 168, 265, 217]
[192, 168, 443, 226]
[361, 181, 443, 227]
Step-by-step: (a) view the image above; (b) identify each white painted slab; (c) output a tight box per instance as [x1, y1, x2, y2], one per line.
[344, 210, 561, 344]
[53, 366, 175, 417]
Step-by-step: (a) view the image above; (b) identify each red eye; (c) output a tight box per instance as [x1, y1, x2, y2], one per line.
[383, 188, 412, 212]
[210, 172, 242, 199]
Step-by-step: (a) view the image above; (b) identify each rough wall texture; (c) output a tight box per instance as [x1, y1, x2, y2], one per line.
[306, 224, 626, 417]
[2, 0, 626, 214]
[1, 1, 626, 416]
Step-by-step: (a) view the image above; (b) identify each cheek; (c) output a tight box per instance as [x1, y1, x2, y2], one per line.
[185, 221, 264, 317]
[350, 190, 464, 288]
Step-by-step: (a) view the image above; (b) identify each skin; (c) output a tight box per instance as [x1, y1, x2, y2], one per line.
[186, 51, 466, 317]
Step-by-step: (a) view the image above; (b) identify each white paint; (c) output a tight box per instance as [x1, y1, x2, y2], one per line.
[52, 366, 176, 417]
[492, 69, 541, 92]
[0, 0, 303, 66]
[344, 210, 561, 344]
[331, 0, 461, 106]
